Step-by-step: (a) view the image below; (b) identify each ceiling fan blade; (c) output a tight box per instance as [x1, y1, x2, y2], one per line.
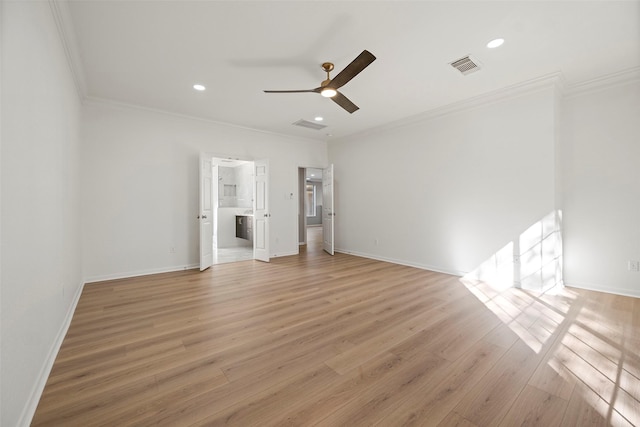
[327, 50, 376, 90]
[264, 88, 321, 94]
[331, 91, 359, 114]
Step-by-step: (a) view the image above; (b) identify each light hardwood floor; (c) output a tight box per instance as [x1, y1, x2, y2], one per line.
[33, 229, 640, 426]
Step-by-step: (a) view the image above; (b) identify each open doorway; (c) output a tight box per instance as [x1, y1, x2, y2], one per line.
[200, 155, 270, 270]
[298, 167, 324, 249]
[212, 157, 254, 264]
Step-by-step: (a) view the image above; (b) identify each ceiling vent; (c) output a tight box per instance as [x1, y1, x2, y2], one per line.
[292, 119, 327, 130]
[450, 55, 482, 75]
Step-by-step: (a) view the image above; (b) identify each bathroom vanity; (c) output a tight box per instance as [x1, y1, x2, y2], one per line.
[235, 215, 253, 241]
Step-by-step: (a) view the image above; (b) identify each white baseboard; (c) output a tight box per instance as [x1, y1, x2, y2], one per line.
[336, 248, 640, 299]
[334, 248, 467, 278]
[84, 263, 199, 284]
[565, 281, 640, 299]
[84, 253, 309, 284]
[271, 250, 299, 258]
[18, 280, 85, 427]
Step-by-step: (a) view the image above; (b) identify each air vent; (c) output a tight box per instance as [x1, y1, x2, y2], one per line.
[450, 55, 481, 75]
[292, 119, 328, 130]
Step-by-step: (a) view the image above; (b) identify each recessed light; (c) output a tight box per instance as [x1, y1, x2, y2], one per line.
[314, 116, 323, 122]
[193, 84, 206, 91]
[487, 38, 504, 49]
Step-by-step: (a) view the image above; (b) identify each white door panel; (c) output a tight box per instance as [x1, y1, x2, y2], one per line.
[199, 155, 213, 270]
[254, 159, 270, 262]
[323, 164, 334, 255]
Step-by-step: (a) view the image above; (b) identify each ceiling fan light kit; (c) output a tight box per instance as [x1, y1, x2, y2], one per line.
[264, 50, 376, 113]
[321, 88, 337, 98]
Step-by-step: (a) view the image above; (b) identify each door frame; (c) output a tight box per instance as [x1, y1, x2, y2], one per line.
[200, 152, 266, 266]
[297, 165, 332, 254]
[199, 154, 214, 270]
[322, 164, 334, 255]
[298, 167, 307, 246]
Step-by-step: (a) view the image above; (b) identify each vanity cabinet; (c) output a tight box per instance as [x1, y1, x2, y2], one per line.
[235, 215, 253, 241]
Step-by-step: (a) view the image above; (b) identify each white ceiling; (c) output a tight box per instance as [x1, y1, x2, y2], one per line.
[61, 1, 640, 141]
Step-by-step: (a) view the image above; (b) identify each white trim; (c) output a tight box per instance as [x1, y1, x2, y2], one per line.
[49, 0, 87, 100]
[564, 67, 640, 99]
[332, 67, 640, 144]
[271, 250, 299, 258]
[336, 250, 640, 299]
[84, 251, 298, 284]
[41, 2, 640, 144]
[83, 96, 323, 144]
[84, 263, 199, 284]
[334, 248, 466, 278]
[564, 281, 640, 299]
[332, 72, 563, 143]
[17, 281, 85, 427]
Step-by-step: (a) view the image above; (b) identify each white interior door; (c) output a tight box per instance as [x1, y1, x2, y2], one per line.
[323, 164, 334, 255]
[254, 159, 270, 262]
[199, 154, 213, 271]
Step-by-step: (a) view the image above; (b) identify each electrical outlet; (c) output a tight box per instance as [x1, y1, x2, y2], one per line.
[170, 246, 175, 254]
[374, 238, 379, 246]
[628, 260, 640, 272]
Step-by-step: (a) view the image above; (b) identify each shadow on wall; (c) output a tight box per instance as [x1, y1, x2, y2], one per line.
[463, 210, 563, 293]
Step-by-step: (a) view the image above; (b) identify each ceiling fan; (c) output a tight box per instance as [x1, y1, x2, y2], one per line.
[263, 50, 376, 114]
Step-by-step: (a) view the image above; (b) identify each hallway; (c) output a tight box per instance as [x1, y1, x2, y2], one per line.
[301, 226, 324, 255]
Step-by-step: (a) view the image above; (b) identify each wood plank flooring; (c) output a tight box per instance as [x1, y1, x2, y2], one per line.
[32, 229, 640, 426]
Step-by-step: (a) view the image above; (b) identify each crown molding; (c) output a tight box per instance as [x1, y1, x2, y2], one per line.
[564, 67, 640, 99]
[333, 67, 640, 144]
[83, 96, 324, 145]
[49, 0, 87, 100]
[43, 0, 638, 144]
[333, 72, 563, 144]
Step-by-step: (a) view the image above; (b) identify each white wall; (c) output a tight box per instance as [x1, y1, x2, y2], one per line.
[1, 2, 83, 426]
[217, 163, 253, 208]
[329, 87, 557, 279]
[562, 79, 640, 296]
[329, 74, 640, 297]
[81, 102, 327, 281]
